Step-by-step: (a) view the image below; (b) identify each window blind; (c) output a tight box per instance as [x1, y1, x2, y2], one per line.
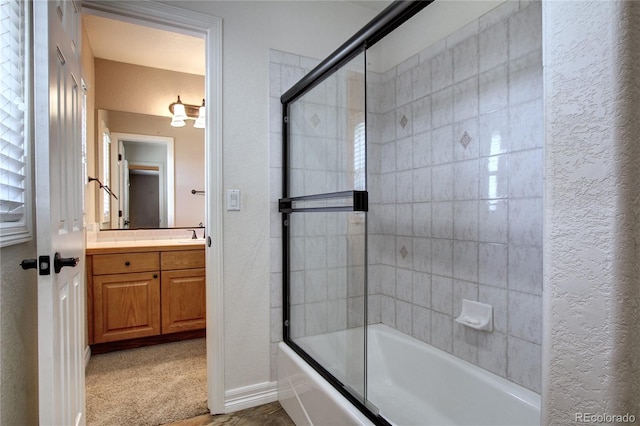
[1, 0, 32, 246]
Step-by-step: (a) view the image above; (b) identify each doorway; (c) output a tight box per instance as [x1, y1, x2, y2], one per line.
[128, 167, 161, 228]
[81, 0, 224, 416]
[110, 133, 175, 229]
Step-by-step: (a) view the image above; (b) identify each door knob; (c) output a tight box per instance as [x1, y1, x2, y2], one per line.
[54, 252, 79, 273]
[20, 259, 37, 270]
[20, 256, 51, 275]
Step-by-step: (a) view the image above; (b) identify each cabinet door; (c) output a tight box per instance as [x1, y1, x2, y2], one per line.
[161, 268, 206, 334]
[93, 272, 161, 343]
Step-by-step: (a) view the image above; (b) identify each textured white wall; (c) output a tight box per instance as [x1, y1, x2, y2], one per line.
[543, 0, 640, 422]
[0, 170, 39, 425]
[162, 1, 378, 392]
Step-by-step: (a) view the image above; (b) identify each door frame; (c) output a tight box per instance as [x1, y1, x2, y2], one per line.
[81, 2, 225, 413]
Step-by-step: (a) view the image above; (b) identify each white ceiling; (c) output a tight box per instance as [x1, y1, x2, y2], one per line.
[82, 14, 206, 76]
[348, 0, 392, 13]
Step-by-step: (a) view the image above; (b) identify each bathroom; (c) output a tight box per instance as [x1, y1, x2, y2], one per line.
[1, 0, 638, 424]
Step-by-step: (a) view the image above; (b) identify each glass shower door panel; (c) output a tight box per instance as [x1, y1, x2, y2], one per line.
[284, 50, 367, 406]
[287, 52, 366, 198]
[288, 210, 367, 399]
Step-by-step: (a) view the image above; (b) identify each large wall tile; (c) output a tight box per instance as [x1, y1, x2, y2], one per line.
[507, 337, 542, 393]
[431, 48, 453, 92]
[453, 35, 479, 83]
[479, 19, 508, 72]
[508, 291, 542, 344]
[478, 243, 508, 288]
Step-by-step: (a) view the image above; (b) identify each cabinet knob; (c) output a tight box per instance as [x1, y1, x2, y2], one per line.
[125, 261, 130, 266]
[153, 274, 158, 279]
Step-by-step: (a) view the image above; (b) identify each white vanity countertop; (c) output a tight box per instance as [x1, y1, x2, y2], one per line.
[86, 239, 206, 252]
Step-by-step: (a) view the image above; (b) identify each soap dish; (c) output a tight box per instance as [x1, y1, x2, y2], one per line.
[455, 299, 493, 332]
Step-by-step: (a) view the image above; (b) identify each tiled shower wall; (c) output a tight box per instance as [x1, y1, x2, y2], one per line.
[269, 1, 543, 393]
[366, 1, 542, 393]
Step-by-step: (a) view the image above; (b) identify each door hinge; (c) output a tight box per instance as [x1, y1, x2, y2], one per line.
[119, 210, 123, 218]
[118, 154, 122, 161]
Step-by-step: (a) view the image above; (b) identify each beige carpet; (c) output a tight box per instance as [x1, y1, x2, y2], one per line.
[85, 338, 208, 426]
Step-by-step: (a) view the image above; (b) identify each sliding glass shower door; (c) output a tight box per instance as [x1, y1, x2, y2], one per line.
[280, 51, 368, 405]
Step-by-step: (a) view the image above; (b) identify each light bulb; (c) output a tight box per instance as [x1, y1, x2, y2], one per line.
[170, 116, 186, 127]
[171, 96, 187, 120]
[194, 103, 206, 129]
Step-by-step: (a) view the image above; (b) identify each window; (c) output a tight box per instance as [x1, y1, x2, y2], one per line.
[102, 130, 111, 222]
[1, 0, 32, 247]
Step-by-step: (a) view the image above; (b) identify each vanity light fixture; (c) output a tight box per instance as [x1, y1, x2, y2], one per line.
[169, 96, 205, 128]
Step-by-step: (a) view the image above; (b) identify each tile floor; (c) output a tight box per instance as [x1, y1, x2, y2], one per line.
[165, 401, 295, 426]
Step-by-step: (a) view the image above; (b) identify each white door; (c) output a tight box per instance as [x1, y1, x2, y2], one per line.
[33, 1, 86, 425]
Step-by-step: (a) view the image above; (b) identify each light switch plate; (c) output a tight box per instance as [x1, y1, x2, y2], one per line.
[227, 189, 240, 211]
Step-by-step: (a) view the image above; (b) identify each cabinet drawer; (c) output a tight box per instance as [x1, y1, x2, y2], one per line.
[93, 252, 159, 275]
[161, 250, 205, 270]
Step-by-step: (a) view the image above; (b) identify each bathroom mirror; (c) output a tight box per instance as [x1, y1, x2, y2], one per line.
[97, 109, 205, 230]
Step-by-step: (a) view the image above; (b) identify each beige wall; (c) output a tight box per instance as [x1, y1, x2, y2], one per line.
[92, 59, 205, 227]
[94, 58, 204, 118]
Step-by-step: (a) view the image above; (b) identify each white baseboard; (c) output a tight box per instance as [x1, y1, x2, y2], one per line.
[224, 381, 278, 413]
[84, 345, 91, 369]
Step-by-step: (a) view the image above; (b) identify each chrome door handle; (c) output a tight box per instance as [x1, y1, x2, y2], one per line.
[54, 252, 79, 273]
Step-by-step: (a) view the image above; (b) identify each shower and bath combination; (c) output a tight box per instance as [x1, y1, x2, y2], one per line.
[276, 1, 544, 424]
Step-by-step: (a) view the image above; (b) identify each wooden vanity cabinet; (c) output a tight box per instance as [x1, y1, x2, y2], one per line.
[86, 245, 206, 348]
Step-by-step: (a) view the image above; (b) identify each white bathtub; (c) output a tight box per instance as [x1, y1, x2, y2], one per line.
[278, 324, 540, 426]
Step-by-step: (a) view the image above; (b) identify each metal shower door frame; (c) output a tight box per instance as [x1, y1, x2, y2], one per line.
[278, 2, 433, 424]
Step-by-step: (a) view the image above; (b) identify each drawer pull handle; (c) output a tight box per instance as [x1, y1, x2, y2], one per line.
[153, 274, 158, 279]
[125, 261, 130, 266]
